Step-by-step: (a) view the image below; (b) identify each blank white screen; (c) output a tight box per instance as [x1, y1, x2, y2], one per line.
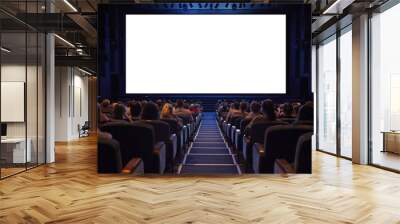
[126, 14, 286, 94]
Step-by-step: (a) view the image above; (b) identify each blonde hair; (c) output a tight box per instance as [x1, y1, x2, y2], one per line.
[160, 103, 173, 118]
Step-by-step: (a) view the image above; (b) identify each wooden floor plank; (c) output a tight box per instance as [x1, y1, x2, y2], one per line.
[0, 136, 399, 223]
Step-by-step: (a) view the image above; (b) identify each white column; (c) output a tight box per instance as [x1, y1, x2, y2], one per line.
[312, 45, 317, 150]
[45, 0, 56, 163]
[46, 32, 55, 163]
[352, 14, 369, 164]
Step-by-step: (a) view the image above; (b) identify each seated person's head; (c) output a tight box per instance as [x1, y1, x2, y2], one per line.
[113, 103, 127, 120]
[161, 103, 174, 118]
[129, 101, 142, 118]
[141, 102, 159, 120]
[223, 104, 229, 112]
[176, 100, 184, 108]
[156, 99, 164, 110]
[250, 101, 261, 114]
[111, 102, 119, 110]
[233, 101, 240, 110]
[283, 103, 294, 117]
[240, 102, 248, 113]
[296, 102, 313, 123]
[100, 99, 113, 114]
[261, 99, 276, 121]
[292, 102, 301, 115]
[101, 99, 110, 108]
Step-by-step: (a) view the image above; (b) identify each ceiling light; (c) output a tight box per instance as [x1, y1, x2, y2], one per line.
[78, 67, 92, 76]
[1, 47, 11, 53]
[54, 34, 75, 48]
[63, 0, 78, 12]
[322, 0, 353, 15]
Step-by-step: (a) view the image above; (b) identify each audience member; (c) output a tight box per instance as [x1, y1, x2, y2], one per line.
[226, 101, 241, 122]
[217, 101, 229, 118]
[281, 103, 295, 118]
[189, 104, 201, 114]
[98, 103, 110, 124]
[129, 101, 142, 121]
[245, 99, 277, 133]
[101, 99, 113, 116]
[294, 101, 313, 124]
[141, 102, 160, 120]
[239, 101, 249, 117]
[293, 102, 302, 116]
[245, 101, 262, 120]
[161, 103, 183, 127]
[174, 100, 192, 117]
[156, 99, 164, 111]
[112, 103, 130, 122]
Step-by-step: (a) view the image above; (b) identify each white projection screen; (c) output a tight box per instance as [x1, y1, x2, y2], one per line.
[126, 14, 286, 94]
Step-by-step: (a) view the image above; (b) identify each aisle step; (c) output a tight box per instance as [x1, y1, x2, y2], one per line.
[195, 138, 224, 142]
[185, 155, 234, 165]
[179, 112, 239, 174]
[180, 165, 238, 174]
[193, 142, 226, 147]
[190, 147, 230, 154]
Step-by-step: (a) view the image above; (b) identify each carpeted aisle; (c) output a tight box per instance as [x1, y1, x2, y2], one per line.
[179, 112, 240, 174]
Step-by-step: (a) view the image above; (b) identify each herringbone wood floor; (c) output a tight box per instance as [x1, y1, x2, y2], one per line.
[1, 136, 400, 224]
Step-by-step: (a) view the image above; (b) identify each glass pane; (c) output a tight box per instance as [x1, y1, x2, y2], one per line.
[26, 0, 40, 170]
[1, 31, 28, 177]
[317, 37, 337, 154]
[27, 30, 38, 169]
[339, 29, 352, 158]
[371, 3, 400, 171]
[38, 33, 46, 165]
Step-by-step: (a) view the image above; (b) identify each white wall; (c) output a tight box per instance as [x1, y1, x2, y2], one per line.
[54, 67, 89, 141]
[1, 63, 46, 164]
[1, 65, 41, 136]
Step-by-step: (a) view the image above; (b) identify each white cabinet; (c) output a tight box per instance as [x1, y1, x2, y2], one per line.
[1, 138, 32, 163]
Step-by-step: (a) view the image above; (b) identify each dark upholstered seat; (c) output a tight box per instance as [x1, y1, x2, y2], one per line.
[161, 118, 184, 158]
[243, 121, 288, 172]
[252, 124, 313, 173]
[227, 116, 243, 145]
[294, 132, 313, 173]
[240, 117, 253, 134]
[232, 117, 253, 154]
[134, 120, 177, 172]
[97, 138, 122, 173]
[280, 117, 296, 124]
[100, 122, 166, 174]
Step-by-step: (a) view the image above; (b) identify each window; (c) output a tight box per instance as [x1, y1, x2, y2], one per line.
[317, 36, 337, 154]
[0, 2, 46, 179]
[339, 28, 352, 158]
[370, 3, 400, 171]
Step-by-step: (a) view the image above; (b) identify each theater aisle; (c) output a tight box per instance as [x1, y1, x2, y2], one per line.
[179, 112, 240, 174]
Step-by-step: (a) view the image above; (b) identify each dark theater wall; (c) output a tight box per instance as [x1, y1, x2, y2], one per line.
[98, 3, 311, 102]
